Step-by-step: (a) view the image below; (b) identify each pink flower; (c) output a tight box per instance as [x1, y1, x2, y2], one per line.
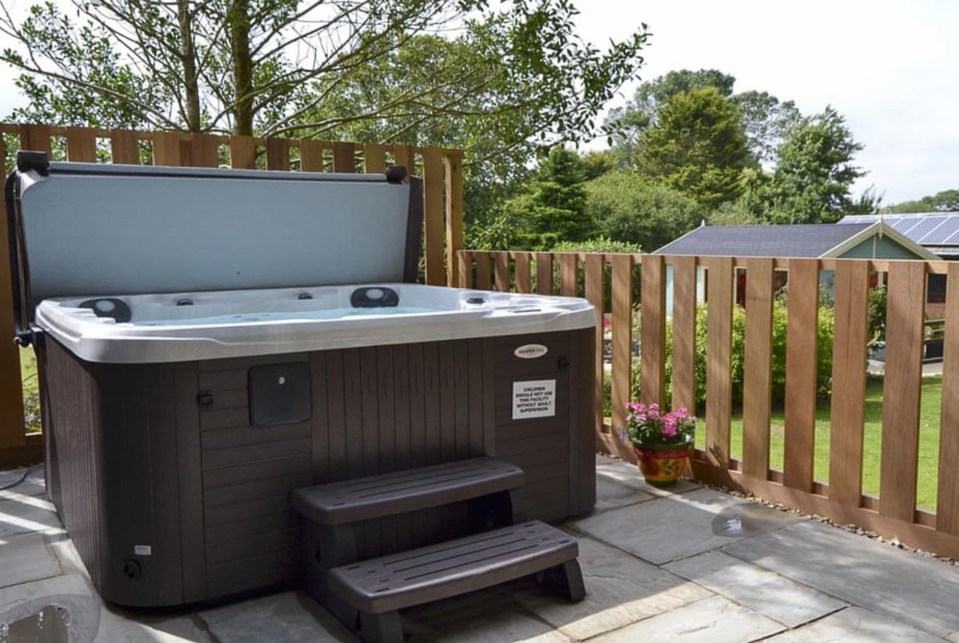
[647, 404, 660, 420]
[661, 415, 678, 438]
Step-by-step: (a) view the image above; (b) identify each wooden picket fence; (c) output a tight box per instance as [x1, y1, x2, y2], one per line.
[458, 250, 959, 560]
[0, 123, 464, 468]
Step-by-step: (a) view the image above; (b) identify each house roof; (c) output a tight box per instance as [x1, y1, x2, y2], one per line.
[839, 212, 959, 255]
[654, 222, 938, 260]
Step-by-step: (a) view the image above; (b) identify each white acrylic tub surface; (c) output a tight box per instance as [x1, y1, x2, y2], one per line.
[35, 284, 596, 363]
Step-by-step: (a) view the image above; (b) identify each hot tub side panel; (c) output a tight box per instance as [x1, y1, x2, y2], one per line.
[44, 338, 203, 607]
[195, 353, 313, 598]
[42, 328, 596, 607]
[490, 328, 596, 521]
[196, 330, 596, 571]
[305, 340, 489, 560]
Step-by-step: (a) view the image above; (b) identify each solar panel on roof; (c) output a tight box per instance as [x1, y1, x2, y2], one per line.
[890, 218, 919, 232]
[922, 216, 959, 244]
[903, 216, 947, 242]
[943, 228, 959, 245]
[839, 215, 875, 224]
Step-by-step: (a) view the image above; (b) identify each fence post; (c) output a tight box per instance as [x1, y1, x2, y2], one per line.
[421, 148, 445, 286]
[639, 254, 666, 407]
[110, 129, 141, 164]
[584, 254, 605, 435]
[444, 151, 463, 287]
[829, 260, 870, 505]
[880, 261, 926, 521]
[939, 262, 959, 535]
[670, 256, 697, 414]
[704, 257, 733, 468]
[743, 258, 774, 480]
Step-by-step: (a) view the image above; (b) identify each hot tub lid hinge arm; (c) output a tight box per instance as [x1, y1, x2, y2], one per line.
[14, 327, 42, 349]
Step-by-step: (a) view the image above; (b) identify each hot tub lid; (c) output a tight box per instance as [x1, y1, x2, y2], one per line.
[5, 152, 423, 343]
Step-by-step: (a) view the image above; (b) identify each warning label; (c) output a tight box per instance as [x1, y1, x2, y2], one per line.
[512, 379, 556, 420]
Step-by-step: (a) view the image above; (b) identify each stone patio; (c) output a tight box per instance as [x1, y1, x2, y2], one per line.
[2, 456, 959, 642]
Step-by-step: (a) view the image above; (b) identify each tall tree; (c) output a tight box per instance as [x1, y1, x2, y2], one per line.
[584, 171, 706, 251]
[759, 106, 865, 224]
[634, 87, 749, 209]
[497, 146, 594, 250]
[729, 90, 800, 166]
[605, 68, 735, 164]
[0, 0, 648, 144]
[605, 69, 800, 168]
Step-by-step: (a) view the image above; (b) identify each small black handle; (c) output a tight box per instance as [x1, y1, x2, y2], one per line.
[558, 356, 570, 372]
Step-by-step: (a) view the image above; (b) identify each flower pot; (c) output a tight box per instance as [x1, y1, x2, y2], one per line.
[632, 440, 693, 487]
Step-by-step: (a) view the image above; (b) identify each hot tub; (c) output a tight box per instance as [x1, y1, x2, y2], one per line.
[6, 153, 597, 607]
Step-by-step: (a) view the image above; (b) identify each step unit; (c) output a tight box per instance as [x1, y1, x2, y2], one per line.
[291, 457, 525, 585]
[329, 521, 584, 643]
[290, 456, 586, 642]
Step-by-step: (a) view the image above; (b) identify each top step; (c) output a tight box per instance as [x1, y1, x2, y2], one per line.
[291, 457, 524, 526]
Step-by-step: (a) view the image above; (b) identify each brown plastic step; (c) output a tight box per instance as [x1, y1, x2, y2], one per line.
[290, 457, 524, 526]
[328, 520, 584, 616]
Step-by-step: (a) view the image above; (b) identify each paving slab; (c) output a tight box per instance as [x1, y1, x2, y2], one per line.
[96, 608, 213, 642]
[595, 456, 699, 498]
[0, 494, 64, 537]
[0, 574, 99, 642]
[46, 533, 93, 579]
[589, 595, 784, 643]
[571, 488, 805, 564]
[0, 532, 63, 589]
[513, 534, 711, 640]
[664, 550, 846, 627]
[199, 591, 354, 642]
[722, 519, 959, 638]
[595, 474, 656, 511]
[404, 585, 569, 643]
[0, 466, 47, 499]
[766, 606, 944, 642]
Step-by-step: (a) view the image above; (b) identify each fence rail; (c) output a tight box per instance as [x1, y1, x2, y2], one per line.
[0, 123, 464, 468]
[458, 249, 959, 560]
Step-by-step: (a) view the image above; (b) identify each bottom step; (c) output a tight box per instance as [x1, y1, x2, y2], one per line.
[328, 520, 584, 616]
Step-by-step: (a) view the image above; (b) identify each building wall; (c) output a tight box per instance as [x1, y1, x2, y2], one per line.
[840, 236, 923, 260]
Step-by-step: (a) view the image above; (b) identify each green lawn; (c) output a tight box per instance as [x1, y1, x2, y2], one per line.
[20, 347, 38, 396]
[19, 347, 41, 434]
[695, 376, 944, 511]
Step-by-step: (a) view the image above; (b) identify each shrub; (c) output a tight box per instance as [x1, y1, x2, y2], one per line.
[584, 171, 707, 251]
[550, 237, 642, 311]
[631, 300, 834, 411]
[868, 285, 887, 342]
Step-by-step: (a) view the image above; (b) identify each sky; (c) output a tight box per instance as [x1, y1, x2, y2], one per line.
[573, 0, 959, 205]
[0, 0, 956, 205]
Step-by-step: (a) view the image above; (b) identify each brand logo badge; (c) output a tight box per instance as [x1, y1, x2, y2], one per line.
[514, 344, 548, 359]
